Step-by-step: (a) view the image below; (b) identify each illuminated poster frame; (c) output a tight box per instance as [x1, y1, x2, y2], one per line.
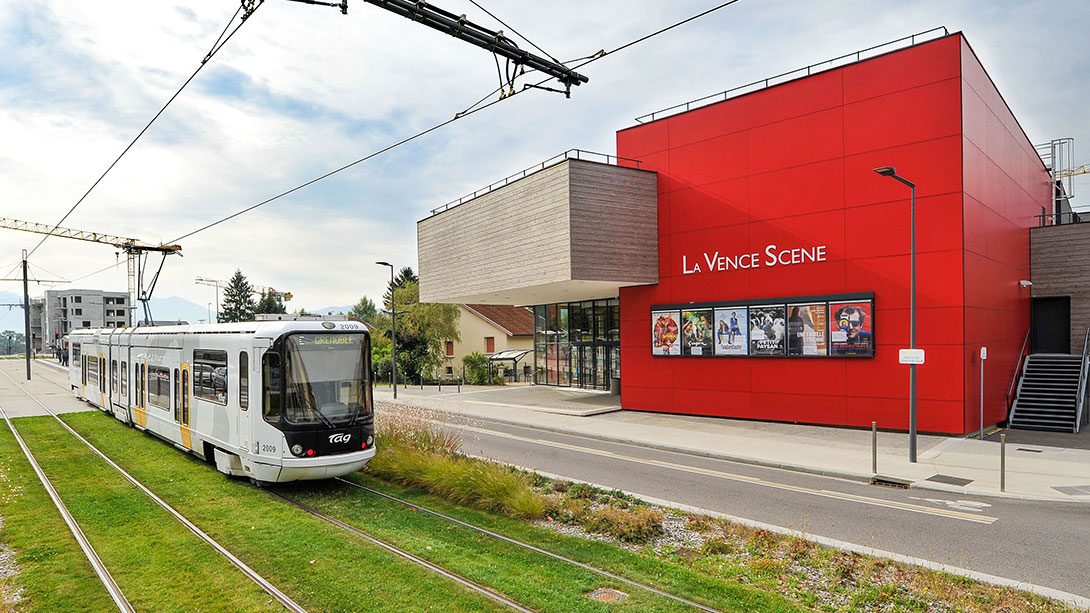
[651, 293, 874, 358]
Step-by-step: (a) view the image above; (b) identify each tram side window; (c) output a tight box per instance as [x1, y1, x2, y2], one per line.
[262, 352, 281, 421]
[148, 367, 171, 410]
[72, 344, 81, 364]
[121, 361, 127, 397]
[111, 360, 118, 393]
[193, 349, 228, 405]
[87, 356, 99, 387]
[239, 352, 249, 410]
[174, 369, 180, 422]
[181, 369, 190, 426]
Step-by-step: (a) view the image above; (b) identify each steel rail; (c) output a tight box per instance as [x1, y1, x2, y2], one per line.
[333, 477, 722, 613]
[270, 491, 535, 613]
[0, 369, 307, 613]
[0, 400, 134, 613]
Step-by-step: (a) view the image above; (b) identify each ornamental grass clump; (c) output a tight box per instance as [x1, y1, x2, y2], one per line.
[369, 405, 546, 519]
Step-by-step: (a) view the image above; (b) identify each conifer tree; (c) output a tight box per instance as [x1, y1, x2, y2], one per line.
[220, 270, 256, 322]
[254, 291, 287, 315]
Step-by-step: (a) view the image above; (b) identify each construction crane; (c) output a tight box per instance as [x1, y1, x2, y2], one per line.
[195, 276, 292, 321]
[0, 217, 181, 325]
[1056, 164, 1089, 179]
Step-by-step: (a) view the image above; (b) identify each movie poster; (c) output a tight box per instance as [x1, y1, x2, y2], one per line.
[749, 305, 786, 356]
[829, 301, 874, 356]
[682, 309, 714, 356]
[787, 303, 828, 356]
[651, 310, 681, 356]
[714, 307, 748, 356]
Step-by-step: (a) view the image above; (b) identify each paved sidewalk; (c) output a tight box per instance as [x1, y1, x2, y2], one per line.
[374, 385, 1090, 502]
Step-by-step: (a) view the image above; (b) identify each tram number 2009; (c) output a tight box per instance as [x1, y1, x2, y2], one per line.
[261, 444, 277, 453]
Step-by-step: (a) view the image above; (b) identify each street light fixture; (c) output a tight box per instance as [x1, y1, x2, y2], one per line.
[376, 261, 397, 400]
[873, 166, 918, 463]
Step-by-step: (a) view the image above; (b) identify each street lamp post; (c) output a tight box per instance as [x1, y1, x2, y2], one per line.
[874, 166, 918, 463]
[376, 261, 397, 399]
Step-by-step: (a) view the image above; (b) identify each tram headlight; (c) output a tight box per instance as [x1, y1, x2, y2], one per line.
[366, 435, 373, 446]
[290, 444, 304, 457]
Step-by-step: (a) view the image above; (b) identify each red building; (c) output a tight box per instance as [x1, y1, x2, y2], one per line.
[419, 31, 1055, 435]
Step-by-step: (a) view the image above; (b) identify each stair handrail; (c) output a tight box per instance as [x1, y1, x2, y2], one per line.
[1075, 328, 1090, 433]
[1007, 329, 1031, 414]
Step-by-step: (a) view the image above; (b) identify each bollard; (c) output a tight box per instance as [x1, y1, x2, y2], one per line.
[1000, 433, 1006, 492]
[420, 375, 423, 390]
[457, 378, 461, 393]
[872, 421, 877, 474]
[438, 378, 442, 392]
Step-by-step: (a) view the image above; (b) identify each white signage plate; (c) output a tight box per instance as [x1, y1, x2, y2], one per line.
[980, 347, 987, 360]
[899, 349, 925, 365]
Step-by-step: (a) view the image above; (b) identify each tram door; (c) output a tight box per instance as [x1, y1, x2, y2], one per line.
[179, 363, 192, 450]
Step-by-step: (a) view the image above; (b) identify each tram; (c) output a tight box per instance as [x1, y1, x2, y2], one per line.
[68, 318, 375, 483]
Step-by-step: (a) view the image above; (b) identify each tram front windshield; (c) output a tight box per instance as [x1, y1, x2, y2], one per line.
[283, 333, 369, 426]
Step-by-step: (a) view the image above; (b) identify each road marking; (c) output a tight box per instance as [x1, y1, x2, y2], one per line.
[433, 419, 998, 524]
[908, 497, 993, 513]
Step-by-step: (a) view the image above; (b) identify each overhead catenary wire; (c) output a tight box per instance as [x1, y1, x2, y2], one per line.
[24, 3, 264, 260]
[467, 0, 559, 63]
[165, 0, 743, 245]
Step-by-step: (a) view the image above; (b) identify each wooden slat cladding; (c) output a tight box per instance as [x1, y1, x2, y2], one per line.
[418, 159, 658, 304]
[1031, 223, 1090, 350]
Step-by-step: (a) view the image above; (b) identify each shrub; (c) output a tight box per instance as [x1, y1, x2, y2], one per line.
[702, 540, 735, 555]
[566, 482, 595, 500]
[462, 352, 489, 384]
[584, 506, 664, 543]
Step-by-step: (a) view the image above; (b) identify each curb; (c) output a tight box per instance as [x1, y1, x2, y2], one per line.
[480, 459, 1090, 612]
[380, 396, 1086, 503]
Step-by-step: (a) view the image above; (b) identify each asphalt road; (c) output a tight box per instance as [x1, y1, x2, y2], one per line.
[444, 415, 1090, 598]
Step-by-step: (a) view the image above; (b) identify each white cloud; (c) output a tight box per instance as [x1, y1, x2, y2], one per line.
[2, 0, 1089, 312]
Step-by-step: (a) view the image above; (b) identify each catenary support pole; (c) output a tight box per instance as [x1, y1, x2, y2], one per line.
[909, 182, 916, 462]
[22, 250, 31, 380]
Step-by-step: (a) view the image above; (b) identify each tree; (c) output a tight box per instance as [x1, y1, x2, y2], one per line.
[220, 269, 256, 323]
[383, 266, 418, 309]
[255, 291, 287, 315]
[349, 295, 377, 324]
[386, 281, 459, 380]
[1, 330, 25, 355]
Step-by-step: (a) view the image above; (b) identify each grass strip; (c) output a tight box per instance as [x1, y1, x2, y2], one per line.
[59, 411, 509, 612]
[11, 416, 283, 612]
[0, 420, 114, 613]
[323, 473, 807, 613]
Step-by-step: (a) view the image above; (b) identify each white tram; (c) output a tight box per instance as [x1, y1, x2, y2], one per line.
[69, 319, 375, 483]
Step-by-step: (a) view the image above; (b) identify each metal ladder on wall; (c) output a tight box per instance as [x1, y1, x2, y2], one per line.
[1008, 329, 1090, 433]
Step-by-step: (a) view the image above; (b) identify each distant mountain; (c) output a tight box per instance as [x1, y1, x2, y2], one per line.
[145, 296, 213, 324]
[310, 305, 354, 317]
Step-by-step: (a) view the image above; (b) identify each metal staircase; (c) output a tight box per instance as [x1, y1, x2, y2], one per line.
[1009, 336, 1089, 433]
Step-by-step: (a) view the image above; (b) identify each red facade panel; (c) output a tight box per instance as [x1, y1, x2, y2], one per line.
[617, 33, 1050, 434]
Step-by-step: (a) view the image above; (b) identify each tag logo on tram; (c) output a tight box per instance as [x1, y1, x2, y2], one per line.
[329, 433, 352, 444]
[322, 322, 336, 329]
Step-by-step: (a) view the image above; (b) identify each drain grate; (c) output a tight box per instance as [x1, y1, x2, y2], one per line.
[1052, 485, 1090, 497]
[871, 475, 911, 489]
[926, 474, 973, 486]
[588, 588, 628, 603]
[1016, 447, 1044, 453]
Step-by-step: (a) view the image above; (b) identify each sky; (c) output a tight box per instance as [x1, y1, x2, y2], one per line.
[1, 0, 1088, 323]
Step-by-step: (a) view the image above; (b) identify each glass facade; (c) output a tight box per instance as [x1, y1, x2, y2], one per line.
[533, 298, 620, 390]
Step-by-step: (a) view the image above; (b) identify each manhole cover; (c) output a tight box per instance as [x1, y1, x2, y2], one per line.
[588, 588, 628, 603]
[927, 474, 973, 486]
[1052, 485, 1090, 497]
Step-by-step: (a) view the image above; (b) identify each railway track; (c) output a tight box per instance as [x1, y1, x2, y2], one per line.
[314, 476, 722, 612]
[0, 368, 307, 613]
